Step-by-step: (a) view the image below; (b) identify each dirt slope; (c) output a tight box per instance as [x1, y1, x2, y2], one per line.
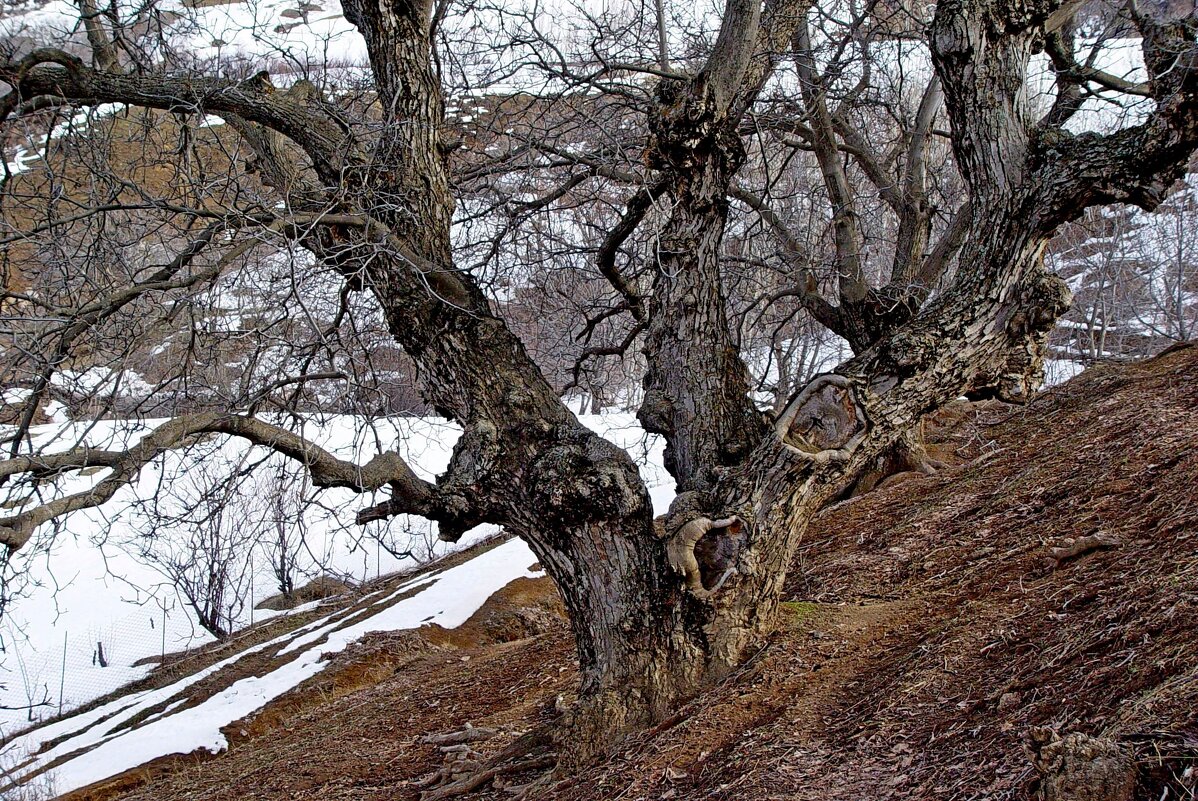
[65, 345, 1198, 801]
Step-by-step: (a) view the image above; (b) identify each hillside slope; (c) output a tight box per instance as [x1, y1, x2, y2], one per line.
[21, 345, 1198, 800]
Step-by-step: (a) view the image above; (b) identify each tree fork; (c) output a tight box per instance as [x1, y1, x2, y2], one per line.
[1, 0, 1196, 778]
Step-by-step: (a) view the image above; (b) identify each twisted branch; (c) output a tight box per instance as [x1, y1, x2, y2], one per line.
[0, 412, 479, 550]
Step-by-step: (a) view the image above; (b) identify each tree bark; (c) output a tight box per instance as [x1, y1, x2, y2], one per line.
[638, 92, 767, 492]
[3, 0, 1195, 772]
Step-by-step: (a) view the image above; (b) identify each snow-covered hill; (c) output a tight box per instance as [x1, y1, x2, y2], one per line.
[4, 350, 1193, 801]
[0, 412, 671, 734]
[4, 536, 542, 795]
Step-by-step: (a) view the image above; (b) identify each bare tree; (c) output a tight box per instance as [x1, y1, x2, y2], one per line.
[134, 452, 256, 639]
[0, 0, 1195, 776]
[254, 460, 319, 605]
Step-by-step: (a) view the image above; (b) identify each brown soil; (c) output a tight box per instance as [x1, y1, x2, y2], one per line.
[255, 575, 357, 611]
[52, 346, 1198, 801]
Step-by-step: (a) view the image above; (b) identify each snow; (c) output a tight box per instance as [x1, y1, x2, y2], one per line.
[1044, 358, 1088, 386]
[0, 388, 32, 405]
[4, 538, 540, 794]
[0, 414, 473, 731]
[0, 412, 670, 734]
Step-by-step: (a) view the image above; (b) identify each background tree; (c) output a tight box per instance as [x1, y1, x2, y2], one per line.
[0, 0, 1194, 781]
[133, 450, 257, 639]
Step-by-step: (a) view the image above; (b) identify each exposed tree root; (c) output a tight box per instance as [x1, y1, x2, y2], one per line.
[849, 427, 946, 497]
[418, 725, 557, 800]
[420, 726, 501, 746]
[420, 755, 556, 800]
[1049, 532, 1123, 565]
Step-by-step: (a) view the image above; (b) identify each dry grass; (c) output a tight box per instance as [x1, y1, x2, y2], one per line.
[42, 346, 1198, 801]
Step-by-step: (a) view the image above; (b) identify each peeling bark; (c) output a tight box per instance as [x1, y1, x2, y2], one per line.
[2, 0, 1197, 771]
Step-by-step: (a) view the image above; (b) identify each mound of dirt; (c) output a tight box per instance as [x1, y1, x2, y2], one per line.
[65, 347, 1198, 801]
[255, 575, 356, 611]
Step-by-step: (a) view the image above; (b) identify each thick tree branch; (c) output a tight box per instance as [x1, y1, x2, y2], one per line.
[1031, 19, 1198, 226]
[74, 0, 119, 72]
[0, 412, 444, 550]
[794, 21, 869, 306]
[700, 0, 765, 116]
[729, 0, 816, 119]
[222, 110, 324, 202]
[0, 50, 354, 183]
[915, 200, 972, 288]
[890, 77, 944, 284]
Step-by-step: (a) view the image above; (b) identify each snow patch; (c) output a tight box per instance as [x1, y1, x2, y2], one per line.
[7, 538, 540, 795]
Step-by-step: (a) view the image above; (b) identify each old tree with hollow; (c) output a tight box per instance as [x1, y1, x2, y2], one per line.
[1, 0, 1196, 771]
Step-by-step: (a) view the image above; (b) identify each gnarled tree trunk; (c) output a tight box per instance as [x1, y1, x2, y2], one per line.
[1, 0, 1195, 775]
[335, 0, 1180, 766]
[638, 84, 767, 493]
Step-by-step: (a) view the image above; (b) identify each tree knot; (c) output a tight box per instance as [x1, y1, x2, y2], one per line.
[636, 388, 675, 437]
[1006, 270, 1071, 338]
[528, 432, 649, 529]
[773, 374, 868, 463]
[644, 74, 742, 175]
[658, 492, 748, 600]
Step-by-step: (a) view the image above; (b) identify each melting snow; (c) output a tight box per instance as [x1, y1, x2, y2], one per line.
[5, 538, 541, 794]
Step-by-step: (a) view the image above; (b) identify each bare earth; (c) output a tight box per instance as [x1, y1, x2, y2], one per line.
[60, 345, 1198, 801]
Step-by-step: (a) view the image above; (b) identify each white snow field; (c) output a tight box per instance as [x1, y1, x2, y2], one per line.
[0, 410, 670, 794]
[4, 537, 543, 795]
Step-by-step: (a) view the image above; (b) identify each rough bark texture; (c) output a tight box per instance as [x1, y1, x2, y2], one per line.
[2, 0, 1196, 771]
[324, 2, 731, 765]
[638, 80, 767, 493]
